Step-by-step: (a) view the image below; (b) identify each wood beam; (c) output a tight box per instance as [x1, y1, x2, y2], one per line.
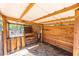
[73, 8, 79, 56]
[44, 20, 74, 25]
[0, 12, 43, 25]
[41, 16, 75, 24]
[31, 3, 79, 22]
[20, 3, 35, 19]
[7, 16, 42, 25]
[2, 15, 8, 55]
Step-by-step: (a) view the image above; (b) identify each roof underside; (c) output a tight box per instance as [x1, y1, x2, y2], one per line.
[0, 3, 78, 24]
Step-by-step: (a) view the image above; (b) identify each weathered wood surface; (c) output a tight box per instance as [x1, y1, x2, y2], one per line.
[16, 37, 21, 50]
[43, 25, 74, 53]
[25, 33, 37, 45]
[2, 15, 8, 55]
[7, 39, 11, 52]
[73, 9, 79, 56]
[11, 38, 17, 52]
[7, 36, 25, 54]
[22, 36, 25, 48]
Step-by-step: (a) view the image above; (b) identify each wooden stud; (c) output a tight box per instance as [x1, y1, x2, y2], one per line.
[17, 37, 21, 50]
[73, 8, 79, 56]
[41, 24, 44, 43]
[31, 3, 79, 22]
[2, 15, 8, 55]
[22, 36, 25, 48]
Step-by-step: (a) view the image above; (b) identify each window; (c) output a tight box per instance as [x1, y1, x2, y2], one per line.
[9, 24, 24, 37]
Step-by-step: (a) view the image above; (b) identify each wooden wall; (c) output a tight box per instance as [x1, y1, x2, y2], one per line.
[43, 25, 74, 53]
[24, 26, 38, 45]
[73, 9, 79, 56]
[7, 36, 25, 54]
[7, 25, 40, 54]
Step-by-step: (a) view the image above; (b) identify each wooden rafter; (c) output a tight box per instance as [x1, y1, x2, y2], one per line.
[0, 12, 27, 23]
[7, 16, 42, 25]
[44, 20, 75, 25]
[40, 16, 75, 24]
[20, 3, 35, 19]
[31, 3, 79, 22]
[0, 12, 42, 25]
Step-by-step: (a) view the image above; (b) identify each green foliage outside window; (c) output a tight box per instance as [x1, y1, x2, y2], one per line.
[9, 24, 24, 37]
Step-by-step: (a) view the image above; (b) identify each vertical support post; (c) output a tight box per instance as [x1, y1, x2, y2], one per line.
[41, 24, 44, 43]
[2, 15, 8, 55]
[73, 8, 79, 56]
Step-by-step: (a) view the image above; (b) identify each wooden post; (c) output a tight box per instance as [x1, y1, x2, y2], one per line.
[73, 8, 79, 56]
[41, 24, 44, 43]
[2, 15, 8, 55]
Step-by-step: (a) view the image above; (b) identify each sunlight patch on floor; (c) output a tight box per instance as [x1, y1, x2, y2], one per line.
[8, 43, 72, 56]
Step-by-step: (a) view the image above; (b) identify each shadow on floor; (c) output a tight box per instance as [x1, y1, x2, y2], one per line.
[26, 42, 72, 56]
[8, 42, 72, 56]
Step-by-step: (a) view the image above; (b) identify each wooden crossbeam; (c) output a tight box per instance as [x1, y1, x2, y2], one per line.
[40, 16, 75, 24]
[0, 13, 27, 23]
[20, 3, 35, 19]
[0, 12, 42, 25]
[7, 16, 42, 25]
[31, 3, 79, 22]
[44, 20, 75, 25]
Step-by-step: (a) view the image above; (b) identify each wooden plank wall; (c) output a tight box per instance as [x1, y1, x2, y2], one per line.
[43, 25, 74, 53]
[7, 36, 25, 54]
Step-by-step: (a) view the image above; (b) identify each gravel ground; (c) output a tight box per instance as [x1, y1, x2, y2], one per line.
[8, 43, 72, 56]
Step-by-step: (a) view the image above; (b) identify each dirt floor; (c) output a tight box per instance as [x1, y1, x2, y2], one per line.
[8, 43, 72, 56]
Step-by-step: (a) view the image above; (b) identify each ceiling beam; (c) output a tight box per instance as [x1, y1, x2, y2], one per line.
[41, 16, 75, 24]
[31, 3, 79, 22]
[20, 3, 35, 19]
[44, 20, 74, 25]
[7, 16, 42, 25]
[0, 11, 42, 25]
[0, 12, 27, 23]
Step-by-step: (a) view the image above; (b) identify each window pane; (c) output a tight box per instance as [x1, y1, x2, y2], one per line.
[9, 24, 24, 37]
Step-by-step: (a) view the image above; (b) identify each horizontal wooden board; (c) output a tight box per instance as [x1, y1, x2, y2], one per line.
[43, 25, 74, 53]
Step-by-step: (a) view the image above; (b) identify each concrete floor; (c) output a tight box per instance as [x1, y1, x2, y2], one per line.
[8, 43, 72, 56]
